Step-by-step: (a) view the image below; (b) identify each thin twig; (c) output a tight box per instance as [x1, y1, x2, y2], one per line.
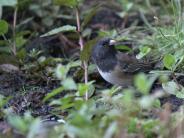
[2, 34, 12, 46]
[12, 6, 18, 56]
[58, 34, 78, 48]
[75, 7, 88, 100]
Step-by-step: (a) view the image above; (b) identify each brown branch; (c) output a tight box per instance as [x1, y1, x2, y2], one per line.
[58, 34, 78, 48]
[75, 7, 88, 100]
[12, 6, 18, 56]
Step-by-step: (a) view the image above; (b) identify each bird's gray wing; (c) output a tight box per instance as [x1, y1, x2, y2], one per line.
[117, 52, 153, 74]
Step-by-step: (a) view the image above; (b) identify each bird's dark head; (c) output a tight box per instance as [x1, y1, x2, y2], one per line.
[92, 38, 118, 72]
[92, 38, 117, 60]
[97, 37, 116, 47]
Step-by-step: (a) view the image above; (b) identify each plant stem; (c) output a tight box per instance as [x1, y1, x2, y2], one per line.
[75, 7, 88, 100]
[12, 6, 18, 56]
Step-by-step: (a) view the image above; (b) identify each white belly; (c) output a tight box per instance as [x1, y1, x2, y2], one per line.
[97, 67, 132, 86]
[97, 68, 117, 84]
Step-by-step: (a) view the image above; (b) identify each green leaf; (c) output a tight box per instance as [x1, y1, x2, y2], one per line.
[103, 122, 117, 138]
[62, 78, 77, 90]
[80, 38, 98, 62]
[153, 99, 161, 108]
[115, 45, 132, 51]
[53, 0, 78, 7]
[16, 36, 27, 49]
[43, 86, 64, 102]
[61, 103, 75, 110]
[163, 54, 176, 70]
[17, 49, 26, 60]
[78, 83, 88, 96]
[176, 92, 184, 99]
[162, 81, 180, 95]
[176, 86, 184, 99]
[8, 115, 28, 133]
[125, 2, 133, 11]
[55, 64, 69, 80]
[57, 95, 75, 110]
[139, 96, 154, 109]
[81, 6, 98, 28]
[136, 46, 151, 59]
[41, 25, 76, 37]
[134, 73, 150, 95]
[61, 95, 74, 105]
[0, 0, 17, 6]
[77, 81, 95, 97]
[128, 118, 137, 133]
[121, 89, 133, 106]
[0, 47, 11, 54]
[162, 80, 184, 99]
[0, 95, 10, 108]
[67, 60, 81, 68]
[142, 120, 159, 137]
[0, 20, 8, 35]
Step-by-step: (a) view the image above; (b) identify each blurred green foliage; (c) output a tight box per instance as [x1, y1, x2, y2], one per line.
[0, 0, 184, 138]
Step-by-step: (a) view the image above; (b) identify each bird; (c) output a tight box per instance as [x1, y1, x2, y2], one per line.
[91, 38, 154, 86]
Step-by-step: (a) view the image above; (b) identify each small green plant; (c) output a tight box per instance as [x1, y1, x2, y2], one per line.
[0, 95, 10, 118]
[5, 111, 41, 137]
[142, 0, 184, 73]
[0, 0, 29, 64]
[42, 0, 98, 100]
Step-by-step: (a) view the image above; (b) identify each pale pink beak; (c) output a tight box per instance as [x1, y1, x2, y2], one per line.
[109, 39, 116, 46]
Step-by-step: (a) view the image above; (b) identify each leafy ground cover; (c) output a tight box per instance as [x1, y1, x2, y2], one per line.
[0, 0, 184, 138]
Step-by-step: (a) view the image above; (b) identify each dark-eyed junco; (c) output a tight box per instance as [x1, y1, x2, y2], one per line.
[92, 38, 154, 86]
